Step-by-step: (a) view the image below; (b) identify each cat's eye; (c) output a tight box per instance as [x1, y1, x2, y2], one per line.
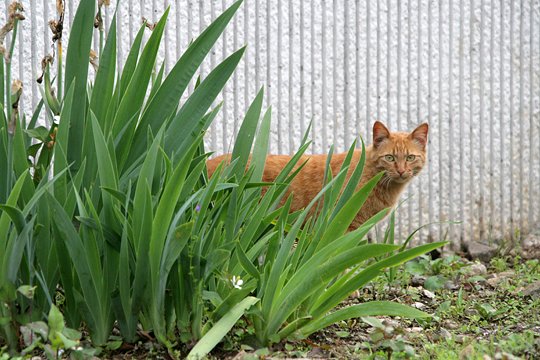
[384, 154, 395, 162]
[406, 154, 416, 161]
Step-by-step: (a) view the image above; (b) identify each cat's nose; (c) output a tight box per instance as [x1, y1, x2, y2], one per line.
[397, 169, 405, 176]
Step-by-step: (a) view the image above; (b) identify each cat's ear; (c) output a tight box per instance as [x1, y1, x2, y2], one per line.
[373, 121, 390, 148]
[410, 123, 429, 149]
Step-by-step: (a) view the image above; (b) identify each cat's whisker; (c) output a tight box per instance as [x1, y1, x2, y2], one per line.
[380, 175, 393, 189]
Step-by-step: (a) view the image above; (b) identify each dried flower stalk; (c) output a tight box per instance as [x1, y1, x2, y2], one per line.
[0, 2, 25, 59]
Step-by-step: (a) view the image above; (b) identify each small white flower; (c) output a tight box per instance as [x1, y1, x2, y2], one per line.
[231, 275, 244, 289]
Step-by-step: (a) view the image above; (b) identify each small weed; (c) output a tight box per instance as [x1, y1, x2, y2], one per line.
[490, 257, 508, 272]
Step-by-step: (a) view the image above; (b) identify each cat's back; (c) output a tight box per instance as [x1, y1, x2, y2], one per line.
[208, 151, 362, 181]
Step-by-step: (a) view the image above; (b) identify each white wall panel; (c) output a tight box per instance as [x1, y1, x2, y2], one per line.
[4, 0, 540, 249]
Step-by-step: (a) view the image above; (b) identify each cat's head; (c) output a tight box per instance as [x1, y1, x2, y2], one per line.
[371, 121, 429, 184]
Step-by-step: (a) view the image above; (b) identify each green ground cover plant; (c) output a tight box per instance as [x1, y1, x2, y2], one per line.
[0, 1, 445, 358]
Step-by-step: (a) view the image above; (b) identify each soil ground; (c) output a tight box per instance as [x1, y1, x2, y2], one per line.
[7, 253, 540, 359]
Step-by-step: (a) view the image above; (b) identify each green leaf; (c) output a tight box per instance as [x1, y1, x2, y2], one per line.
[12, 110, 30, 180]
[90, 12, 117, 128]
[127, 0, 243, 166]
[23, 321, 49, 341]
[230, 88, 264, 179]
[64, 0, 96, 170]
[405, 260, 427, 276]
[47, 193, 111, 345]
[151, 137, 201, 277]
[43, 65, 61, 115]
[57, 331, 79, 349]
[116, 197, 138, 342]
[424, 275, 447, 291]
[332, 137, 366, 218]
[48, 304, 65, 340]
[361, 316, 385, 329]
[24, 126, 50, 141]
[90, 114, 119, 227]
[131, 128, 162, 249]
[310, 242, 447, 318]
[27, 99, 44, 130]
[235, 240, 260, 281]
[250, 107, 272, 183]
[0, 170, 28, 251]
[4, 218, 34, 284]
[113, 9, 169, 165]
[161, 221, 193, 283]
[262, 170, 347, 321]
[186, 297, 259, 359]
[266, 244, 398, 337]
[148, 62, 165, 101]
[130, 181, 153, 316]
[476, 303, 497, 319]
[164, 47, 246, 158]
[119, 20, 167, 114]
[0, 205, 25, 234]
[91, 115, 118, 189]
[17, 285, 37, 299]
[299, 301, 430, 337]
[318, 171, 385, 250]
[53, 82, 75, 206]
[118, 24, 145, 99]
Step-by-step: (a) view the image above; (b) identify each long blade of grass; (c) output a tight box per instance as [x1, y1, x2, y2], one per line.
[163, 47, 245, 158]
[230, 88, 264, 179]
[47, 193, 104, 341]
[310, 241, 447, 318]
[127, 0, 243, 166]
[317, 171, 384, 251]
[266, 244, 398, 336]
[90, 114, 118, 225]
[160, 221, 193, 284]
[326, 142, 356, 211]
[118, 25, 145, 99]
[130, 181, 153, 315]
[151, 137, 201, 277]
[91, 114, 118, 191]
[263, 169, 348, 322]
[129, 132, 164, 314]
[114, 11, 169, 170]
[4, 217, 33, 284]
[250, 106, 272, 183]
[53, 83, 75, 205]
[300, 301, 430, 337]
[90, 12, 117, 128]
[114, 9, 169, 135]
[331, 137, 366, 219]
[12, 111, 29, 181]
[186, 297, 259, 360]
[64, 0, 95, 169]
[0, 130, 7, 203]
[148, 62, 165, 101]
[0, 205, 25, 233]
[0, 170, 28, 251]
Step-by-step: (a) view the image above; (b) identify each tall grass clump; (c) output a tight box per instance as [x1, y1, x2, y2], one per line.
[0, 0, 445, 358]
[212, 134, 445, 347]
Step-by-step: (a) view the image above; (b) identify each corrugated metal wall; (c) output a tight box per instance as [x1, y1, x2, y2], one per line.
[4, 0, 540, 249]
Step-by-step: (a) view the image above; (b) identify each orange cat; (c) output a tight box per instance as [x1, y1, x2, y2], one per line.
[207, 121, 428, 230]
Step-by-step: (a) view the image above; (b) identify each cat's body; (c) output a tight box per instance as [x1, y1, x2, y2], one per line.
[207, 121, 428, 229]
